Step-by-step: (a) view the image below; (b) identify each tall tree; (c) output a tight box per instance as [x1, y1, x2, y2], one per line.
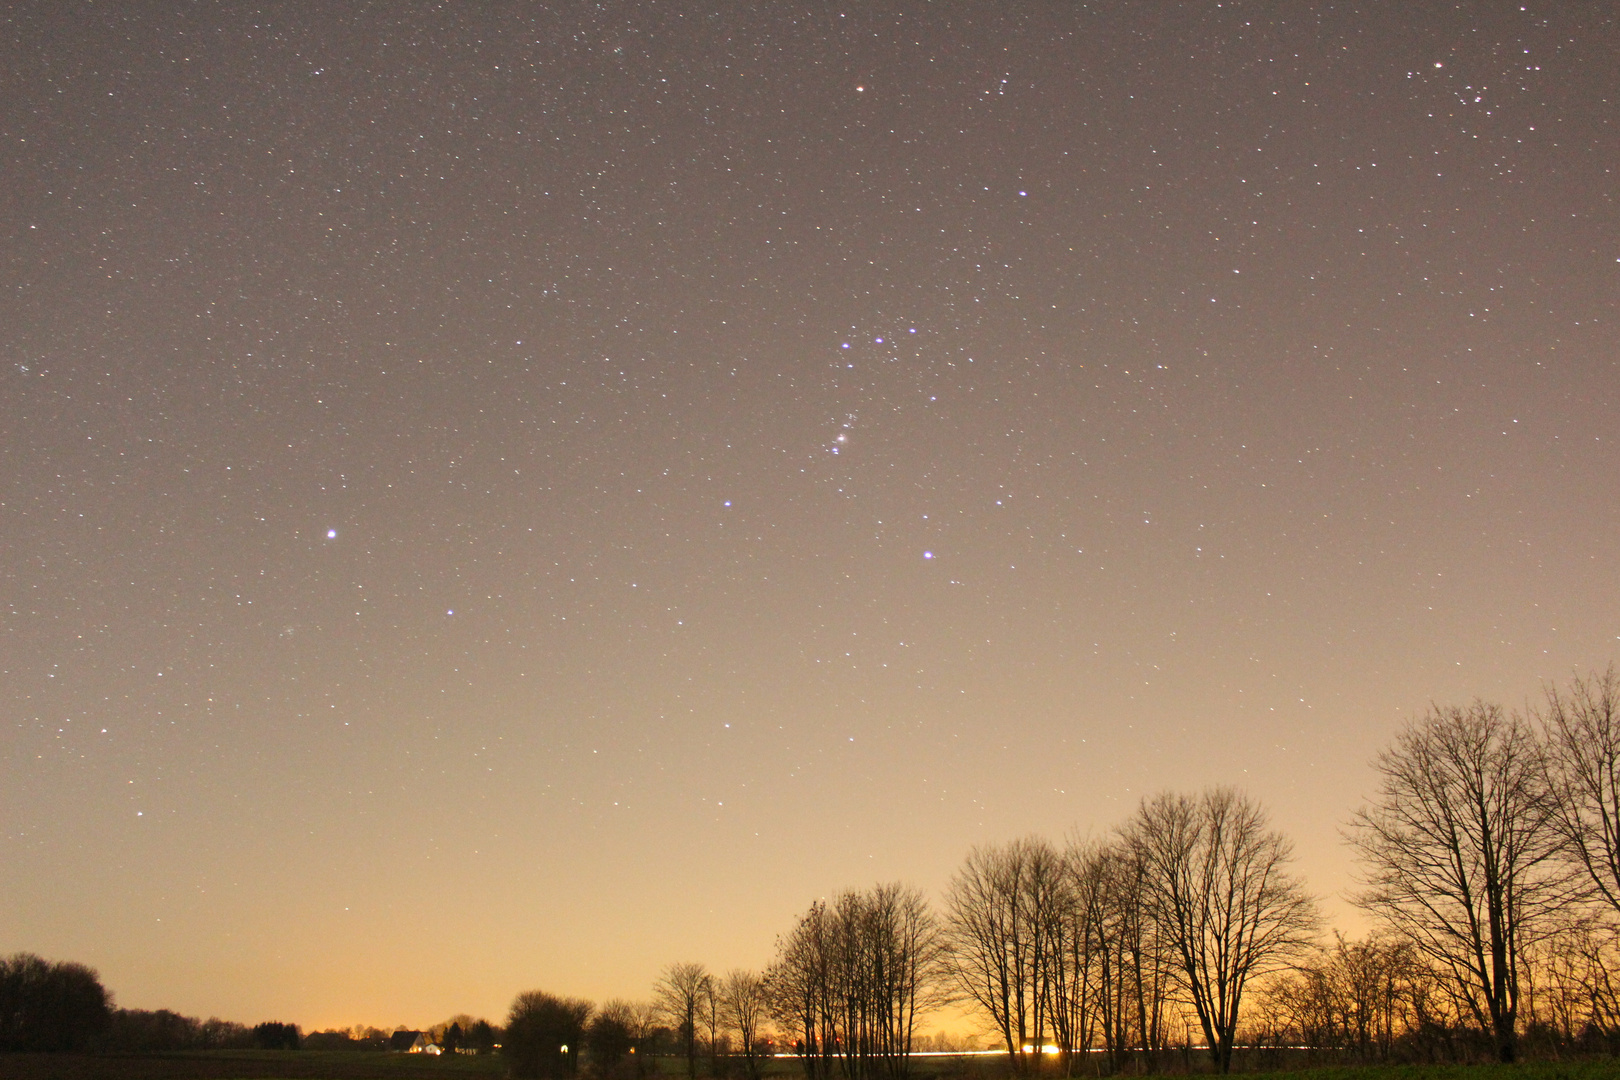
[701, 974, 723, 1077]
[655, 962, 712, 1079]
[1048, 840, 1101, 1076]
[1348, 702, 1566, 1063]
[854, 883, 949, 1080]
[1126, 789, 1318, 1074]
[768, 884, 945, 1080]
[1540, 666, 1620, 917]
[766, 901, 835, 1080]
[1074, 840, 1171, 1075]
[942, 837, 1068, 1071]
[719, 971, 769, 1080]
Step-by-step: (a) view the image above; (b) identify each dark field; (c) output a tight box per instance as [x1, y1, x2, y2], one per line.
[1280, 1068, 1620, 1080]
[0, 1052, 504, 1080]
[4, 1055, 1620, 1080]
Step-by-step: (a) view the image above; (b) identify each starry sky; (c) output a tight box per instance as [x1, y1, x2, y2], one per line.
[3, 1, 1617, 1032]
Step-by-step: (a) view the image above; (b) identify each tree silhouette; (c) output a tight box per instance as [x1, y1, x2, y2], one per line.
[0, 953, 112, 1052]
[251, 1021, 302, 1050]
[1126, 788, 1319, 1074]
[719, 971, 769, 1080]
[587, 1000, 638, 1074]
[769, 884, 945, 1080]
[506, 990, 591, 1079]
[655, 962, 711, 1079]
[1540, 666, 1620, 916]
[1349, 702, 1567, 1063]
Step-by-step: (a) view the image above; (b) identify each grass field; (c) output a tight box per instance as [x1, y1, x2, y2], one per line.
[0, 1050, 505, 1080]
[1274, 1067, 1620, 1080]
[2, 1053, 1617, 1080]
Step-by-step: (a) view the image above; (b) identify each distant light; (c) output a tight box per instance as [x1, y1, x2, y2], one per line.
[724, 500, 731, 507]
[327, 529, 337, 539]
[447, 609, 454, 615]
[875, 337, 883, 343]
[1019, 190, 1028, 196]
[923, 551, 934, 559]
[855, 85, 865, 92]
[842, 343, 850, 348]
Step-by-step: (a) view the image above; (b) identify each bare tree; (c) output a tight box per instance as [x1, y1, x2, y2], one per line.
[766, 900, 836, 1080]
[1540, 665, 1620, 917]
[1126, 788, 1318, 1074]
[701, 976, 723, 1077]
[720, 971, 769, 1080]
[1081, 838, 1178, 1074]
[1522, 917, 1620, 1049]
[768, 884, 945, 1080]
[655, 962, 713, 1079]
[1259, 933, 1421, 1065]
[1348, 702, 1568, 1063]
[857, 883, 950, 1079]
[942, 837, 1069, 1071]
[1048, 840, 1100, 1074]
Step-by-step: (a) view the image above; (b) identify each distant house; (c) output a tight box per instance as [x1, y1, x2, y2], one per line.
[390, 1030, 428, 1053]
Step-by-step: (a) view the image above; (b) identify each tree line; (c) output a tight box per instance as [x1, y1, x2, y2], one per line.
[9, 668, 1618, 1074]
[499, 667, 1619, 1076]
[0, 953, 305, 1053]
[0, 955, 496, 1056]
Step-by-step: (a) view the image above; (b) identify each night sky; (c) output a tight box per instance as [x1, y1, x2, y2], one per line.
[4, 2, 1617, 1031]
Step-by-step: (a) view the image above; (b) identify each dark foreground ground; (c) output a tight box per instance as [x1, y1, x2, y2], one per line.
[1280, 1069, 1620, 1080]
[0, 1052, 502, 1080]
[1, 1054, 1617, 1080]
